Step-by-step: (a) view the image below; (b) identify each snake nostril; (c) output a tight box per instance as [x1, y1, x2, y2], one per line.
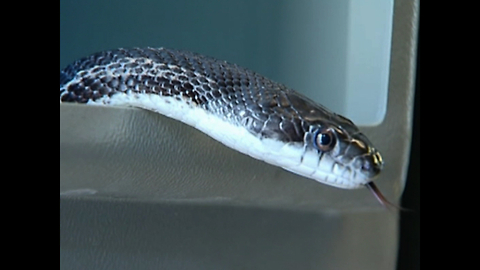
[359, 154, 383, 177]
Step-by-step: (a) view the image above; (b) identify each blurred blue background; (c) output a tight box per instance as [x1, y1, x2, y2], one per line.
[60, 0, 393, 126]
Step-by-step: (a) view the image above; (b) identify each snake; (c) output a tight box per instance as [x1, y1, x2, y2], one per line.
[60, 47, 392, 207]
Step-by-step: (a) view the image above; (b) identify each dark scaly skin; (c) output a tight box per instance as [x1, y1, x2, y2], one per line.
[61, 48, 355, 142]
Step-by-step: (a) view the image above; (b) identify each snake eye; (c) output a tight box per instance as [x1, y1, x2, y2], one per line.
[314, 129, 336, 151]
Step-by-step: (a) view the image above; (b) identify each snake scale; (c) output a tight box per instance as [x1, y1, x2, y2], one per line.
[60, 47, 391, 206]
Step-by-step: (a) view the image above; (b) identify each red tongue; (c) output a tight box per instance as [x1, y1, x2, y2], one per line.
[365, 182, 406, 211]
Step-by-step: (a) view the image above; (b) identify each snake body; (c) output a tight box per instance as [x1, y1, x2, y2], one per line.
[60, 47, 384, 194]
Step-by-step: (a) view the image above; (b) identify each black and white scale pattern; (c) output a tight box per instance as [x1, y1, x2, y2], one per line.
[60, 47, 358, 144]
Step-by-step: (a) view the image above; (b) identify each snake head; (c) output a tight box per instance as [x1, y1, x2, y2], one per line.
[296, 112, 384, 189]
